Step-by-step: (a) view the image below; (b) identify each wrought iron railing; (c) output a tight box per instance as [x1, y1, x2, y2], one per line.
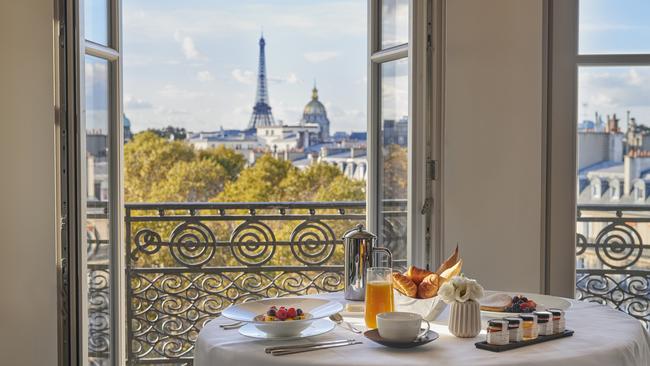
[82, 201, 650, 364]
[576, 204, 650, 328]
[124, 200, 406, 365]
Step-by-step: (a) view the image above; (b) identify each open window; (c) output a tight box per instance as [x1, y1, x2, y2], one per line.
[61, 0, 434, 364]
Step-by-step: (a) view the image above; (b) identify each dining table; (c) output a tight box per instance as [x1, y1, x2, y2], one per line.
[194, 291, 650, 366]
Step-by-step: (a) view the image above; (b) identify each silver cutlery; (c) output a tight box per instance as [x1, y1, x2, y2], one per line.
[270, 340, 362, 356]
[265, 339, 355, 354]
[220, 321, 244, 330]
[329, 313, 363, 334]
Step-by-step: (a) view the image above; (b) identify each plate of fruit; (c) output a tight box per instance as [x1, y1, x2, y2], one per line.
[479, 292, 571, 317]
[221, 297, 343, 337]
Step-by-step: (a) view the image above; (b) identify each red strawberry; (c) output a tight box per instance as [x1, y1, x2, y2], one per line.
[287, 307, 297, 318]
[276, 309, 288, 320]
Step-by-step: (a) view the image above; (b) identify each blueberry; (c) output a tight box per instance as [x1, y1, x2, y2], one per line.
[297, 309, 303, 316]
[267, 309, 276, 316]
[521, 297, 528, 302]
[513, 296, 520, 303]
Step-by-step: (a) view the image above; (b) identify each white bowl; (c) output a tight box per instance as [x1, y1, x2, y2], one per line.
[221, 297, 343, 337]
[393, 290, 447, 321]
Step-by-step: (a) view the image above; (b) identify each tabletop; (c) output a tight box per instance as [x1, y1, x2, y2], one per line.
[194, 292, 650, 366]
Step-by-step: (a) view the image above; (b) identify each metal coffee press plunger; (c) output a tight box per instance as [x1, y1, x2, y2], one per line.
[342, 224, 392, 301]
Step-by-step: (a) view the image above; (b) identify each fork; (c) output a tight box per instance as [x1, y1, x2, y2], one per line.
[329, 313, 362, 333]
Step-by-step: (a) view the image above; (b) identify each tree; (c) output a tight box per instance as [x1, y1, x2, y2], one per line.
[125, 131, 194, 202]
[280, 162, 349, 201]
[150, 159, 227, 202]
[198, 145, 247, 182]
[216, 154, 296, 202]
[382, 144, 407, 199]
[147, 125, 187, 140]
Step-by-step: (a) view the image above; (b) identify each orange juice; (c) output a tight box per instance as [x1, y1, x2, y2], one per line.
[364, 281, 394, 329]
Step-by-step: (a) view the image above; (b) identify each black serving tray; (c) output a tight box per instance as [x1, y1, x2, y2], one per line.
[475, 330, 574, 352]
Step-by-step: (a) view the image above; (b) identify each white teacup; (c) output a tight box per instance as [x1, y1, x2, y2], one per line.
[376, 312, 431, 342]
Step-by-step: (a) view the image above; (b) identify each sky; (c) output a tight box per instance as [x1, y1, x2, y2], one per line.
[121, 0, 368, 133]
[84, 0, 650, 134]
[578, 0, 650, 128]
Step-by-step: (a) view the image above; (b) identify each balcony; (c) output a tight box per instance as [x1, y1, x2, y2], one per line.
[85, 201, 650, 365]
[576, 204, 650, 328]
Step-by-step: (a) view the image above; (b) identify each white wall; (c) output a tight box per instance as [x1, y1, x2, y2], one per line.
[0, 0, 58, 364]
[442, 0, 545, 292]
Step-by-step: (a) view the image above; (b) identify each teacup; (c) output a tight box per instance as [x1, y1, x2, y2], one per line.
[376, 312, 430, 342]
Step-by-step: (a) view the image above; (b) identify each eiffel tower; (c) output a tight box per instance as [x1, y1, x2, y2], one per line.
[248, 34, 275, 129]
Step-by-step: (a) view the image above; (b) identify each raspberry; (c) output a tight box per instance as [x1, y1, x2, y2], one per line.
[287, 307, 297, 318]
[276, 309, 288, 320]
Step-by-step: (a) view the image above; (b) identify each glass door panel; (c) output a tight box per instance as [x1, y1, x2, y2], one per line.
[378, 58, 409, 269]
[380, 0, 409, 49]
[84, 55, 113, 366]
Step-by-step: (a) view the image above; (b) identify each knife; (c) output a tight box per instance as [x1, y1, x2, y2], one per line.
[270, 340, 362, 356]
[265, 339, 355, 354]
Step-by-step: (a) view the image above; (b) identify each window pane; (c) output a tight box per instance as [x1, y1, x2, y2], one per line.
[579, 0, 650, 54]
[85, 0, 109, 45]
[381, 0, 408, 49]
[379, 58, 408, 269]
[85, 55, 112, 365]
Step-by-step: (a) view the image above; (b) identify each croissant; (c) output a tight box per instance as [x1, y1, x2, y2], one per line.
[392, 272, 417, 297]
[405, 265, 433, 285]
[435, 245, 459, 275]
[417, 275, 440, 299]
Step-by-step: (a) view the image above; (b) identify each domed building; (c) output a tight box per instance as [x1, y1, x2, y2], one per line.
[301, 84, 330, 142]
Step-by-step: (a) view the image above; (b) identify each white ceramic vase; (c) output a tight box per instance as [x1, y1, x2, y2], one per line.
[448, 299, 481, 338]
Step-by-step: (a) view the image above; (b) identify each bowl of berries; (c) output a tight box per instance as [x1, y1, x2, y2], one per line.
[221, 297, 343, 337]
[479, 291, 571, 317]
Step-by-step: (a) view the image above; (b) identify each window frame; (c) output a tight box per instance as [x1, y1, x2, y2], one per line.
[546, 0, 650, 297]
[367, 0, 435, 269]
[59, 0, 124, 364]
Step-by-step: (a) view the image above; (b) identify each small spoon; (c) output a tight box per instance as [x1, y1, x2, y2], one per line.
[329, 313, 363, 334]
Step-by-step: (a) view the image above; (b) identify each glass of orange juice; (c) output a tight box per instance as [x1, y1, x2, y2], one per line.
[364, 267, 394, 329]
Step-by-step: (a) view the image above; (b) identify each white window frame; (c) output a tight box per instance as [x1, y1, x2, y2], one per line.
[367, 0, 436, 269]
[60, 0, 124, 364]
[547, 0, 650, 296]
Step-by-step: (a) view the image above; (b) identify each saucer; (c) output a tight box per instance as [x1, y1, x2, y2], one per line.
[363, 329, 439, 348]
[239, 318, 335, 340]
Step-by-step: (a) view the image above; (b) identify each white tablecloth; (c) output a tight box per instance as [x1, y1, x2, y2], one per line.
[195, 292, 650, 366]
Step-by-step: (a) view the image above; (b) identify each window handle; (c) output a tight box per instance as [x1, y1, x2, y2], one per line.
[421, 197, 432, 215]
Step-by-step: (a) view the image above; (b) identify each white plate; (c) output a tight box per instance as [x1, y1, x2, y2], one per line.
[222, 297, 343, 337]
[239, 318, 336, 340]
[480, 291, 572, 318]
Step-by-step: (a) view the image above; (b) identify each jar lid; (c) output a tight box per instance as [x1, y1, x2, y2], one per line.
[533, 311, 551, 319]
[503, 317, 522, 325]
[342, 224, 376, 240]
[488, 319, 506, 328]
[548, 308, 564, 316]
[519, 314, 536, 321]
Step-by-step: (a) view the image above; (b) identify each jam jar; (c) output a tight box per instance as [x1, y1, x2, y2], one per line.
[487, 319, 509, 345]
[548, 308, 566, 333]
[519, 313, 538, 340]
[503, 317, 523, 342]
[534, 311, 553, 336]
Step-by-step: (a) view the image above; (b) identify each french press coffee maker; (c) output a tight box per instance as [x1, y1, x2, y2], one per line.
[342, 224, 392, 301]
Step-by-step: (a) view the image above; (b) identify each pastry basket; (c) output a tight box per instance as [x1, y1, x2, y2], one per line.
[393, 290, 447, 321]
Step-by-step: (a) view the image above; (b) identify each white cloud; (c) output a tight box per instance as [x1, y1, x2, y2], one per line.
[124, 95, 153, 109]
[174, 31, 205, 61]
[232, 68, 255, 84]
[159, 84, 206, 99]
[196, 70, 214, 82]
[303, 51, 338, 63]
[579, 67, 650, 126]
[269, 72, 299, 84]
